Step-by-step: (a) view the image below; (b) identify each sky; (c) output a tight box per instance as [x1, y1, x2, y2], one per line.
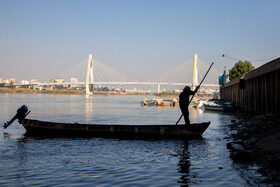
[1, 0, 280, 82]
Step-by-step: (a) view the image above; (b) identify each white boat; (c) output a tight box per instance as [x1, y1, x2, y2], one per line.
[203, 100, 237, 112]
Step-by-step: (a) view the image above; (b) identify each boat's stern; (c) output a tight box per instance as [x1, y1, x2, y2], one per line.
[3, 105, 30, 129]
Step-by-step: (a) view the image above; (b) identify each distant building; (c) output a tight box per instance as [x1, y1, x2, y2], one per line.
[20, 79, 39, 85]
[173, 89, 181, 93]
[1, 79, 9, 84]
[0, 78, 17, 86]
[20, 80, 30, 84]
[9, 78, 17, 84]
[30, 79, 39, 84]
[50, 77, 64, 83]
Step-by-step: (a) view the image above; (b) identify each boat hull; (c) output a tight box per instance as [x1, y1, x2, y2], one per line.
[20, 118, 210, 139]
[204, 104, 225, 111]
[204, 103, 236, 112]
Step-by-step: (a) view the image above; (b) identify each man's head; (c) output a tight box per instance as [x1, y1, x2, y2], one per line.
[183, 86, 191, 92]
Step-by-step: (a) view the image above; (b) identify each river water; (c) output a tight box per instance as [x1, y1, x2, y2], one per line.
[0, 94, 264, 186]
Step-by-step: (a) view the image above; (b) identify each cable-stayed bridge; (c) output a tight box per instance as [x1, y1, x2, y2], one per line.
[25, 54, 221, 94]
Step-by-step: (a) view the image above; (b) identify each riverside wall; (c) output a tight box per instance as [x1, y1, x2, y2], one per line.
[220, 58, 280, 115]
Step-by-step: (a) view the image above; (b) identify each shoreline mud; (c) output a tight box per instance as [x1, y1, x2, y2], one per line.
[227, 113, 280, 185]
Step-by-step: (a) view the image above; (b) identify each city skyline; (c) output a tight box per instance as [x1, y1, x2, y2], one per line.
[1, 0, 280, 82]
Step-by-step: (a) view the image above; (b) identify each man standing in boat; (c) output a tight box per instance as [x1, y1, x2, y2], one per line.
[179, 86, 199, 125]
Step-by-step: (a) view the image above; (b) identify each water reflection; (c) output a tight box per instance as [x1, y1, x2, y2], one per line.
[197, 108, 204, 114]
[85, 96, 93, 123]
[190, 107, 198, 122]
[177, 140, 190, 185]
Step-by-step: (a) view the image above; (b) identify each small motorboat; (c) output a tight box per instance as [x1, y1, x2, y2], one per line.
[193, 99, 209, 108]
[141, 98, 157, 106]
[141, 98, 178, 107]
[203, 100, 237, 112]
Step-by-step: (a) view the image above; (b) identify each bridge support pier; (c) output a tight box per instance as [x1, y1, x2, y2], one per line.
[157, 84, 160, 93]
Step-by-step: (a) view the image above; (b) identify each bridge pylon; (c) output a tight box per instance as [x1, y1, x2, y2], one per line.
[192, 53, 198, 91]
[85, 54, 94, 95]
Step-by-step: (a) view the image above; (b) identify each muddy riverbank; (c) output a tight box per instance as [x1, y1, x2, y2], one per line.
[228, 114, 280, 185]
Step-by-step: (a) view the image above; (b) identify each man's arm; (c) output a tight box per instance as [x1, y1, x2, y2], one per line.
[191, 86, 200, 95]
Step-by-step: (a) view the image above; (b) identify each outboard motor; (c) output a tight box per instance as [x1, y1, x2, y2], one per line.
[3, 105, 30, 129]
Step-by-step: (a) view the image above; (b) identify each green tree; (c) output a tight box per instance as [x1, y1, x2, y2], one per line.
[229, 61, 255, 80]
[7, 83, 15, 88]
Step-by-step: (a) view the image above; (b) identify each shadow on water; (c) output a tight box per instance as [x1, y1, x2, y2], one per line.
[177, 140, 191, 185]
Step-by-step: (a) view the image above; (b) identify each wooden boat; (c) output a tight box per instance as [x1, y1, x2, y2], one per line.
[19, 119, 210, 138]
[4, 105, 210, 139]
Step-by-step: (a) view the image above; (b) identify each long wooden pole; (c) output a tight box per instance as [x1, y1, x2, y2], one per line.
[175, 62, 214, 125]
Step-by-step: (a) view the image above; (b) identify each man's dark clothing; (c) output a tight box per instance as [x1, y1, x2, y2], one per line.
[179, 90, 195, 125]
